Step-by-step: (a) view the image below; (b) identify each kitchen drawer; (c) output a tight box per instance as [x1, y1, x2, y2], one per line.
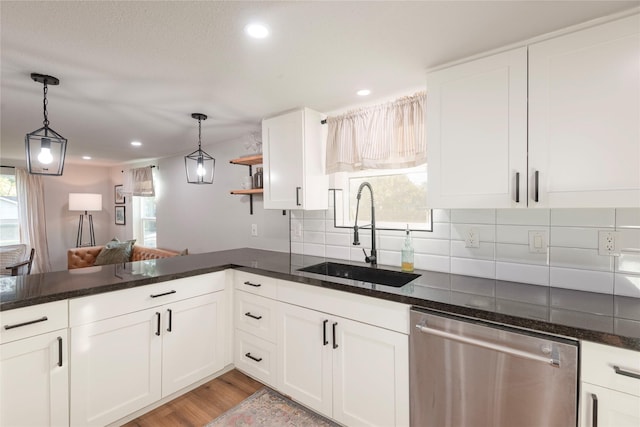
[582, 341, 640, 397]
[69, 272, 226, 326]
[234, 329, 277, 387]
[0, 300, 68, 344]
[235, 290, 277, 343]
[233, 271, 277, 299]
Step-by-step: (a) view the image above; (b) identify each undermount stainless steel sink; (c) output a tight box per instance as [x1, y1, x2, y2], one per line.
[298, 262, 420, 287]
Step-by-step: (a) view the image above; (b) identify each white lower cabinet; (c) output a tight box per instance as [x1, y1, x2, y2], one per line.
[580, 341, 640, 427]
[70, 272, 227, 426]
[1, 329, 69, 427]
[277, 301, 409, 427]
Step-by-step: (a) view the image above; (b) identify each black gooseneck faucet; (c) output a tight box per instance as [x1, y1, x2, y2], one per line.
[353, 182, 377, 265]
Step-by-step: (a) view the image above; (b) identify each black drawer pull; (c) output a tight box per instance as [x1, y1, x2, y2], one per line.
[4, 316, 48, 330]
[332, 322, 338, 349]
[515, 172, 520, 203]
[591, 393, 598, 427]
[167, 309, 173, 332]
[244, 281, 261, 287]
[534, 170, 539, 202]
[323, 319, 329, 346]
[613, 365, 640, 380]
[296, 187, 301, 206]
[150, 290, 176, 298]
[155, 312, 161, 336]
[245, 312, 263, 320]
[245, 352, 263, 362]
[57, 336, 63, 367]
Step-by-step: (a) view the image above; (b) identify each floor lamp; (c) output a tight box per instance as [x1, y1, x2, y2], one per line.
[69, 193, 102, 247]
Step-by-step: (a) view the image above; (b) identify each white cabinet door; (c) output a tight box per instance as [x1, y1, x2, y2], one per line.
[263, 108, 328, 210]
[426, 47, 527, 208]
[332, 317, 409, 427]
[162, 292, 226, 396]
[581, 383, 640, 427]
[70, 308, 162, 427]
[277, 302, 332, 416]
[0, 330, 69, 427]
[529, 14, 640, 208]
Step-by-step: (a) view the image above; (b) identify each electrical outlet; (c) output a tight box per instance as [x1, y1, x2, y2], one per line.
[528, 230, 548, 254]
[598, 230, 620, 256]
[464, 229, 480, 248]
[251, 224, 258, 237]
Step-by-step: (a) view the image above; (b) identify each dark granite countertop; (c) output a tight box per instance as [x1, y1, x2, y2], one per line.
[1, 248, 638, 351]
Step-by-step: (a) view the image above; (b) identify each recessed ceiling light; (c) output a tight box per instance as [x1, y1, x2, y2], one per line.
[245, 23, 269, 39]
[82, 156, 92, 160]
[131, 141, 142, 146]
[357, 89, 371, 96]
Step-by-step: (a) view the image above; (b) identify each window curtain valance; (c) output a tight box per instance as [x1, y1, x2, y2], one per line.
[326, 91, 426, 173]
[124, 166, 155, 197]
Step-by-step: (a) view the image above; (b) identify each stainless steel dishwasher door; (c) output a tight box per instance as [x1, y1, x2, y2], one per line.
[410, 308, 578, 427]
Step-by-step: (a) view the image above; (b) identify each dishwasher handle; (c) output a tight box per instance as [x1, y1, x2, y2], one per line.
[415, 323, 560, 367]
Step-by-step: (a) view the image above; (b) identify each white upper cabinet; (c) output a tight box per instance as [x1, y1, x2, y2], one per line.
[427, 13, 640, 209]
[529, 14, 640, 208]
[426, 47, 528, 208]
[262, 108, 328, 210]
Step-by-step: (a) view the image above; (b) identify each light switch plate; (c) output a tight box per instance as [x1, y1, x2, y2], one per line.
[528, 230, 547, 254]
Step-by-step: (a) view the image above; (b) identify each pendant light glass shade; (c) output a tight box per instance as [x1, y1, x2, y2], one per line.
[185, 113, 215, 184]
[25, 73, 67, 176]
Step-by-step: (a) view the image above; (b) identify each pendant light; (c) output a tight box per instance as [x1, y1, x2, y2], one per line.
[25, 73, 67, 175]
[184, 113, 215, 184]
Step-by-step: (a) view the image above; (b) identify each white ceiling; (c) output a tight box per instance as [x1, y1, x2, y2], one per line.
[2, 1, 638, 167]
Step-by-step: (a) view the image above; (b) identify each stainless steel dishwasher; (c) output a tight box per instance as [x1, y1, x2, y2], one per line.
[410, 307, 578, 427]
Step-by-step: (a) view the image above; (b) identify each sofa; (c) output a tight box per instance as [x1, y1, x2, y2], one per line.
[68, 244, 181, 269]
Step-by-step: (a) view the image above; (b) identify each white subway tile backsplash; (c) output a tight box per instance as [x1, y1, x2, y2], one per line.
[428, 222, 451, 240]
[451, 241, 495, 260]
[550, 208, 615, 228]
[451, 257, 495, 279]
[379, 250, 401, 267]
[550, 267, 614, 294]
[451, 224, 495, 242]
[291, 242, 303, 255]
[618, 228, 640, 252]
[326, 221, 349, 234]
[616, 208, 640, 228]
[617, 253, 640, 274]
[550, 247, 613, 272]
[496, 208, 550, 226]
[414, 254, 450, 273]
[290, 210, 304, 220]
[549, 227, 599, 249]
[451, 209, 496, 225]
[325, 232, 351, 247]
[302, 210, 326, 219]
[496, 225, 534, 245]
[432, 209, 451, 223]
[303, 219, 325, 232]
[303, 243, 325, 257]
[303, 231, 325, 245]
[379, 235, 405, 251]
[614, 274, 640, 298]
[325, 245, 351, 261]
[496, 243, 547, 265]
[496, 262, 549, 286]
[413, 238, 450, 256]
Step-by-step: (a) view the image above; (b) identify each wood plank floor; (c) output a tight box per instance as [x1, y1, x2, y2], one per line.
[122, 370, 264, 427]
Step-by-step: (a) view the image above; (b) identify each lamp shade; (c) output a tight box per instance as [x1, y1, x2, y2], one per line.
[69, 193, 102, 212]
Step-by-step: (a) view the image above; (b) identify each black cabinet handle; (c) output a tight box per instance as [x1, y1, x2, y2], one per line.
[57, 336, 63, 367]
[515, 172, 520, 203]
[591, 393, 598, 427]
[150, 290, 176, 298]
[534, 170, 539, 202]
[167, 309, 172, 332]
[244, 281, 261, 287]
[296, 187, 301, 206]
[245, 352, 263, 362]
[245, 312, 263, 320]
[332, 322, 338, 349]
[613, 365, 640, 380]
[155, 312, 161, 336]
[323, 319, 329, 346]
[4, 316, 48, 330]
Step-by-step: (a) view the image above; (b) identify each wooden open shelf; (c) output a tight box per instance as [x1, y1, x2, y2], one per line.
[230, 188, 264, 195]
[229, 154, 263, 166]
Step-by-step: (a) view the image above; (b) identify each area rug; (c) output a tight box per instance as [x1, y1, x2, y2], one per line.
[206, 387, 340, 427]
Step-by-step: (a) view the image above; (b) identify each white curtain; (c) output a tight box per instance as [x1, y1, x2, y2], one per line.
[326, 91, 426, 173]
[125, 166, 155, 196]
[16, 168, 52, 273]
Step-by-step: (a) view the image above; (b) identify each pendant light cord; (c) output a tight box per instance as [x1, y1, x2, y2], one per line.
[42, 81, 49, 128]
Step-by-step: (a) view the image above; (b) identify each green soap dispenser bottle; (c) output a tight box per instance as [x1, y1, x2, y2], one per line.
[401, 224, 414, 272]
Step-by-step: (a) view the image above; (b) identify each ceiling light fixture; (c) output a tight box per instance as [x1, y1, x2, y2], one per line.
[184, 113, 215, 184]
[245, 23, 269, 39]
[25, 73, 67, 175]
[357, 89, 371, 96]
[131, 141, 142, 146]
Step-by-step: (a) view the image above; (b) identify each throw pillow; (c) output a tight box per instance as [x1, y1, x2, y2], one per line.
[94, 238, 136, 266]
